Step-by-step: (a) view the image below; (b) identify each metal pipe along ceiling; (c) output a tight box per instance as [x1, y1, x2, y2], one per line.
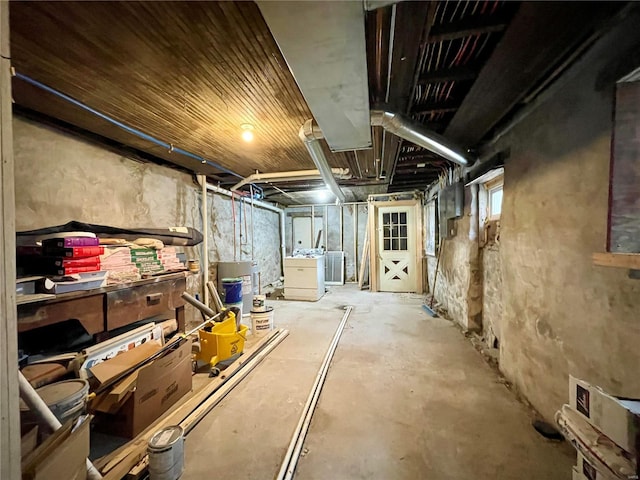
[299, 111, 472, 201]
[299, 120, 348, 204]
[370, 111, 472, 167]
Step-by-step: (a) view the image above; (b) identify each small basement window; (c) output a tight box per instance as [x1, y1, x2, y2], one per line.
[486, 178, 504, 220]
[467, 167, 504, 247]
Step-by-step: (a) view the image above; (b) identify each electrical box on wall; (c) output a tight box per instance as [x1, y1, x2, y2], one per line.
[438, 182, 464, 238]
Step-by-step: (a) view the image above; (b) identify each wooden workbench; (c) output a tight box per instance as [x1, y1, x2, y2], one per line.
[17, 272, 188, 340]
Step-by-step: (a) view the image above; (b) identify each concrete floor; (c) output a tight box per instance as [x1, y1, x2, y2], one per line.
[183, 285, 574, 479]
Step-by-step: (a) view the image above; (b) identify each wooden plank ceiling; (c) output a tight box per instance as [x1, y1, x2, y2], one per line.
[10, 1, 628, 202]
[9, 1, 354, 184]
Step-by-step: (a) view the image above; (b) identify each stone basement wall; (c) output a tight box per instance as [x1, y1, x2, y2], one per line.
[426, 189, 482, 332]
[14, 116, 282, 325]
[428, 12, 640, 423]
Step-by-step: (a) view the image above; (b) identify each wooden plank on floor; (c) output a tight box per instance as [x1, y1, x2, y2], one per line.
[592, 252, 640, 269]
[99, 329, 288, 480]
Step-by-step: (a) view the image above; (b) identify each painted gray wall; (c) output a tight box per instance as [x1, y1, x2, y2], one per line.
[14, 117, 282, 324]
[428, 14, 640, 423]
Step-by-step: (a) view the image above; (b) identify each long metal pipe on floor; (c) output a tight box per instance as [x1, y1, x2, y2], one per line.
[276, 306, 353, 480]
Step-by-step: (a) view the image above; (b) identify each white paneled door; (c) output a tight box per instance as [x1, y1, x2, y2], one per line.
[293, 216, 323, 250]
[377, 206, 417, 292]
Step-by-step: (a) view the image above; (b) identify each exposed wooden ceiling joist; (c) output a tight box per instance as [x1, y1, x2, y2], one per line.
[410, 100, 461, 115]
[418, 65, 480, 85]
[398, 150, 441, 159]
[427, 14, 509, 43]
[444, 2, 626, 147]
[384, 1, 432, 112]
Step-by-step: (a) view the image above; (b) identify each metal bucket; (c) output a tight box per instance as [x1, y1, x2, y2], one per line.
[148, 425, 185, 480]
[21, 379, 89, 425]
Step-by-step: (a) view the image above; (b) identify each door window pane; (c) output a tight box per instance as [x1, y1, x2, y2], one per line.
[384, 239, 391, 250]
[400, 239, 407, 250]
[400, 212, 407, 224]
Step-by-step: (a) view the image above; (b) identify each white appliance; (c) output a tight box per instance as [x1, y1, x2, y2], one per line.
[284, 256, 325, 301]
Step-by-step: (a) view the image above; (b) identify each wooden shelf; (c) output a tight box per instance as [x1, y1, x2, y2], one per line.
[592, 252, 640, 269]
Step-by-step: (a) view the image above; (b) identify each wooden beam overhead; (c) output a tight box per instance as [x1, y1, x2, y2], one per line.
[428, 15, 508, 43]
[384, 2, 431, 112]
[390, 177, 437, 186]
[418, 65, 479, 85]
[445, 3, 626, 147]
[411, 100, 460, 115]
[398, 150, 440, 160]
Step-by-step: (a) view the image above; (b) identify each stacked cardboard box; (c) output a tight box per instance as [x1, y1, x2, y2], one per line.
[21, 415, 90, 480]
[557, 376, 640, 480]
[90, 338, 192, 438]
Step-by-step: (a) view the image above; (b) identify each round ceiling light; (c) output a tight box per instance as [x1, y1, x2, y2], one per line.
[241, 124, 254, 142]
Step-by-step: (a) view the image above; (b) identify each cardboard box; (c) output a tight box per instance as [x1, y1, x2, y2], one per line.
[89, 340, 162, 386]
[570, 376, 640, 453]
[94, 338, 192, 438]
[22, 416, 90, 480]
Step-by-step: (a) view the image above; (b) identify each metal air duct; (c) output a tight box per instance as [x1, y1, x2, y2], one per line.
[370, 110, 472, 167]
[299, 111, 471, 204]
[299, 120, 348, 204]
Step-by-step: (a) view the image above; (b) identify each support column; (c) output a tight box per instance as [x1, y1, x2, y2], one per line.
[0, 2, 21, 478]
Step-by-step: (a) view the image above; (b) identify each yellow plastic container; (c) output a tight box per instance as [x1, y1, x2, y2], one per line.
[195, 313, 248, 373]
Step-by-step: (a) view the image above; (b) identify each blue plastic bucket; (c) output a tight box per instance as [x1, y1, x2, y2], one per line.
[221, 277, 243, 304]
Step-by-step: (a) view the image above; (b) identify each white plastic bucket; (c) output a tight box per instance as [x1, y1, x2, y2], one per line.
[148, 425, 184, 480]
[252, 294, 267, 312]
[250, 306, 274, 336]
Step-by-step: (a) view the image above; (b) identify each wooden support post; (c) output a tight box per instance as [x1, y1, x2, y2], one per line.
[310, 205, 315, 249]
[358, 227, 370, 290]
[0, 2, 20, 478]
[324, 205, 328, 250]
[354, 206, 358, 283]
